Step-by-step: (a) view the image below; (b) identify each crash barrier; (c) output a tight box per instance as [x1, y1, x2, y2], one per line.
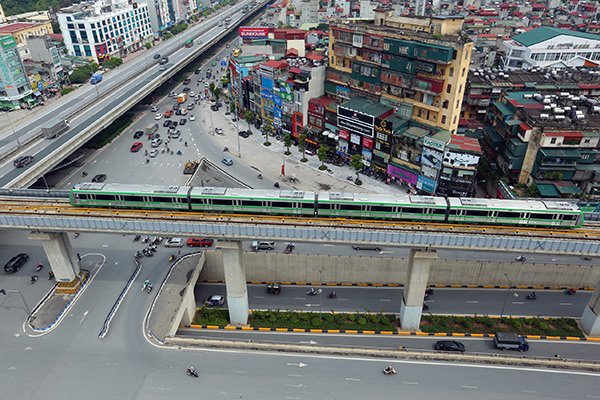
[99, 257, 142, 338]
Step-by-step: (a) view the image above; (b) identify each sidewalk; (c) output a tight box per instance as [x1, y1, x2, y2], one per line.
[201, 101, 409, 195]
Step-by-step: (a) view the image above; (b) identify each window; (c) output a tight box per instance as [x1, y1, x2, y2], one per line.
[442, 100, 449, 109]
[446, 84, 452, 94]
[530, 213, 554, 220]
[441, 115, 446, 124]
[401, 207, 424, 214]
[498, 211, 519, 218]
[340, 204, 362, 211]
[241, 200, 263, 207]
[449, 67, 454, 77]
[461, 68, 466, 77]
[212, 199, 234, 206]
[550, 137, 557, 144]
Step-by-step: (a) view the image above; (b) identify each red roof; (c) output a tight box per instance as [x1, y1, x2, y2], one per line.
[289, 67, 302, 73]
[285, 48, 298, 57]
[310, 95, 334, 107]
[48, 33, 63, 41]
[544, 131, 582, 138]
[306, 52, 324, 61]
[449, 135, 482, 154]
[531, 3, 546, 9]
[262, 60, 289, 69]
[0, 22, 38, 33]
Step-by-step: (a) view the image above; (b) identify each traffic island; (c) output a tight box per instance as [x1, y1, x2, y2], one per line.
[189, 309, 586, 339]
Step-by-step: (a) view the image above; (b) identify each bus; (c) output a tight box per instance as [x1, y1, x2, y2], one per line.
[184, 38, 193, 48]
[224, 16, 232, 26]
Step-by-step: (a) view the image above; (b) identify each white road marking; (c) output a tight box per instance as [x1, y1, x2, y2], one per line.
[79, 310, 89, 324]
[233, 370, 247, 374]
[337, 298, 349, 301]
[345, 378, 360, 381]
[466, 301, 479, 304]
[286, 363, 307, 368]
[102, 244, 108, 247]
[254, 296, 265, 299]
[305, 303, 320, 307]
[294, 297, 306, 300]
[285, 384, 304, 388]
[24, 346, 33, 351]
[403, 381, 418, 385]
[522, 390, 539, 394]
[285, 397, 302, 400]
[462, 385, 478, 389]
[559, 303, 572, 306]
[288, 374, 303, 378]
[379, 299, 392, 302]
[512, 301, 525, 305]
[299, 340, 318, 345]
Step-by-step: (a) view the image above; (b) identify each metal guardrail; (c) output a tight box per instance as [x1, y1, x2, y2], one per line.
[0, 188, 70, 198]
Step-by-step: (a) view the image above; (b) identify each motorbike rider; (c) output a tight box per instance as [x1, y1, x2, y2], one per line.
[143, 279, 150, 290]
[329, 290, 336, 298]
[384, 366, 396, 374]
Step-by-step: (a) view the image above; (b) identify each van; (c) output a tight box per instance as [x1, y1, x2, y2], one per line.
[251, 241, 276, 250]
[494, 332, 529, 352]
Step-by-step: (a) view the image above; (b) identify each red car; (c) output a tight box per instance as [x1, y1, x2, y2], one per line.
[130, 142, 143, 152]
[186, 237, 214, 247]
[163, 110, 173, 118]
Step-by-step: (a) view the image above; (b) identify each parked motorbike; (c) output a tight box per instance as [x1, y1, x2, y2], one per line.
[565, 288, 576, 295]
[516, 255, 527, 262]
[425, 288, 434, 295]
[135, 251, 143, 259]
[274, 182, 280, 188]
[141, 236, 150, 243]
[346, 175, 354, 181]
[383, 367, 397, 375]
[169, 254, 177, 262]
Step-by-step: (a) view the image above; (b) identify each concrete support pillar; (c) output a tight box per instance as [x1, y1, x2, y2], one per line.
[28, 232, 80, 282]
[220, 241, 248, 325]
[581, 278, 600, 336]
[400, 249, 437, 331]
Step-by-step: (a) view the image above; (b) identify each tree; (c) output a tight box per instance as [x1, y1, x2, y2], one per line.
[350, 154, 364, 185]
[213, 86, 223, 101]
[317, 145, 329, 170]
[243, 110, 254, 131]
[263, 124, 272, 146]
[145, 42, 152, 50]
[298, 132, 307, 162]
[283, 133, 293, 155]
[208, 82, 216, 99]
[104, 57, 122, 69]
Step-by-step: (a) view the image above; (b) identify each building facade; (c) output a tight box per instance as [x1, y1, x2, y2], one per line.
[0, 35, 32, 109]
[57, 0, 153, 63]
[0, 21, 54, 58]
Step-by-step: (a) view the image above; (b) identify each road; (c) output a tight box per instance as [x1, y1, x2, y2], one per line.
[0, 0, 259, 187]
[195, 283, 592, 317]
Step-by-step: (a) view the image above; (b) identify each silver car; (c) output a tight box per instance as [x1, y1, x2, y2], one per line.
[164, 238, 184, 247]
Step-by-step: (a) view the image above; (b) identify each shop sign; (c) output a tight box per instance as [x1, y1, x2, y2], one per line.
[417, 175, 437, 193]
[362, 136, 373, 149]
[350, 133, 361, 145]
[421, 147, 443, 170]
[338, 117, 373, 136]
[374, 117, 393, 135]
[273, 96, 282, 107]
[339, 129, 349, 141]
[239, 27, 269, 39]
[274, 107, 282, 119]
[387, 164, 418, 185]
[261, 89, 273, 100]
[423, 136, 445, 151]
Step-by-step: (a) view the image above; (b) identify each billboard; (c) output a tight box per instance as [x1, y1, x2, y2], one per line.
[239, 27, 269, 39]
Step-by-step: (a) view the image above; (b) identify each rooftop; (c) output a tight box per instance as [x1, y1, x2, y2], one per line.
[340, 96, 392, 117]
[447, 135, 482, 154]
[0, 22, 38, 33]
[512, 26, 600, 47]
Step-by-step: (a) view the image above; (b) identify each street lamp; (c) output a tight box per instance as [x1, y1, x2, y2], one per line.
[3, 111, 21, 148]
[499, 273, 518, 323]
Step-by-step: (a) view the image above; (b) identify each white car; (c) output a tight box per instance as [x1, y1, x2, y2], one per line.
[189, 115, 195, 121]
[164, 238, 184, 247]
[151, 105, 159, 112]
[190, 91, 196, 97]
[149, 149, 158, 157]
[154, 113, 163, 120]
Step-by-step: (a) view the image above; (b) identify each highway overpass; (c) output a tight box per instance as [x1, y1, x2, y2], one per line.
[0, 0, 266, 188]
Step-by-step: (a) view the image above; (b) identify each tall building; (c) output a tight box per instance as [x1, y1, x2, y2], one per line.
[0, 35, 32, 109]
[57, 0, 153, 63]
[146, 0, 174, 35]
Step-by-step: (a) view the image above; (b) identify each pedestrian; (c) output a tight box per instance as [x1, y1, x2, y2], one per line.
[177, 250, 181, 256]
[76, 253, 81, 262]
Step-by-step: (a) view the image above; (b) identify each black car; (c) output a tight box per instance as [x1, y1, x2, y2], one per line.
[153, 53, 161, 60]
[172, 103, 180, 110]
[211, 105, 219, 111]
[4, 253, 29, 273]
[182, 87, 191, 93]
[163, 120, 171, 127]
[238, 130, 250, 138]
[434, 340, 465, 352]
[13, 155, 34, 168]
[179, 118, 187, 125]
[175, 109, 183, 115]
[265, 283, 281, 294]
[134, 130, 144, 139]
[92, 174, 107, 183]
[195, 68, 201, 75]
[183, 78, 191, 85]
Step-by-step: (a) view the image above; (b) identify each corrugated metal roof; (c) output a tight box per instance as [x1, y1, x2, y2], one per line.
[513, 26, 600, 47]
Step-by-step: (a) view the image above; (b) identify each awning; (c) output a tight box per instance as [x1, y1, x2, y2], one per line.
[322, 130, 330, 136]
[33, 91, 42, 96]
[328, 132, 336, 139]
[537, 184, 559, 197]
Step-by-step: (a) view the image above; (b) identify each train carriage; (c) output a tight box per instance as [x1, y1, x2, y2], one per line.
[71, 183, 191, 210]
[316, 193, 449, 221]
[188, 187, 316, 216]
[446, 198, 583, 228]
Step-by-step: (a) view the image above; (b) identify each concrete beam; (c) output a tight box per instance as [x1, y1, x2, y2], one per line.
[400, 249, 437, 330]
[220, 241, 249, 325]
[581, 277, 600, 336]
[28, 231, 79, 282]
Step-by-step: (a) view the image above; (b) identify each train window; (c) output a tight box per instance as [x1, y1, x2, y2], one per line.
[213, 198, 234, 206]
[339, 204, 362, 211]
[123, 195, 144, 202]
[96, 194, 117, 201]
[465, 210, 489, 217]
[271, 201, 292, 208]
[401, 207, 424, 214]
[562, 214, 577, 220]
[431, 208, 446, 214]
[371, 205, 393, 212]
[497, 211, 520, 218]
[530, 213, 554, 220]
[448, 209, 460, 215]
[76, 194, 89, 200]
[190, 197, 205, 204]
[318, 203, 332, 210]
[150, 196, 173, 203]
[241, 200, 262, 207]
[301, 202, 314, 209]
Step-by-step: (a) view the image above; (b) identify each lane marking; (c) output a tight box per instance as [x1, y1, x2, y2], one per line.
[512, 301, 525, 305]
[466, 301, 479, 304]
[379, 299, 392, 302]
[288, 374, 303, 378]
[233, 370, 247, 374]
[285, 384, 304, 388]
[403, 381, 418, 385]
[559, 303, 572, 306]
[522, 390, 539, 394]
[462, 385, 478, 389]
[345, 378, 360, 381]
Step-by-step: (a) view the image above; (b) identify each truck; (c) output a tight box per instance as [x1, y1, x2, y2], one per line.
[42, 120, 70, 139]
[177, 93, 188, 104]
[494, 332, 529, 352]
[90, 71, 103, 84]
[184, 39, 193, 48]
[146, 123, 158, 137]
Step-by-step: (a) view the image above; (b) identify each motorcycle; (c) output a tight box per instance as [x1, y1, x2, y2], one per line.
[328, 290, 337, 299]
[35, 263, 43, 272]
[135, 251, 143, 259]
[283, 243, 295, 254]
[133, 235, 141, 242]
[31, 275, 38, 284]
[425, 288, 434, 295]
[141, 236, 150, 243]
[565, 288, 576, 295]
[186, 368, 199, 378]
[274, 182, 280, 188]
[82, 171, 88, 177]
[306, 288, 321, 296]
[169, 254, 177, 262]
[257, 174, 263, 180]
[346, 175, 354, 181]
[48, 271, 54, 280]
[516, 255, 527, 262]
[526, 292, 536, 300]
[148, 245, 158, 252]
[223, 147, 229, 152]
[177, 150, 182, 155]
[383, 368, 397, 375]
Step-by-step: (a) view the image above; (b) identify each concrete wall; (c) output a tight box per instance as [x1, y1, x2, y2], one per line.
[202, 251, 600, 287]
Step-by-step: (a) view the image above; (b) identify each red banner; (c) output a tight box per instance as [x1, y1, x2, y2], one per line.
[338, 129, 349, 141]
[239, 27, 269, 39]
[362, 136, 373, 149]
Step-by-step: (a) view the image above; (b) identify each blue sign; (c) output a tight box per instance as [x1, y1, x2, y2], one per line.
[220, 60, 227, 67]
[37, 82, 43, 91]
[274, 107, 282, 119]
[417, 175, 437, 194]
[260, 89, 273, 100]
[273, 96, 282, 107]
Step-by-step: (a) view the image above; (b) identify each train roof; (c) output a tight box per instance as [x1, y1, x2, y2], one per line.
[318, 192, 448, 206]
[189, 187, 316, 201]
[447, 197, 581, 213]
[73, 183, 190, 195]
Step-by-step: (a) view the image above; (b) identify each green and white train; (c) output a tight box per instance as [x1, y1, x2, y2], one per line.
[70, 183, 584, 228]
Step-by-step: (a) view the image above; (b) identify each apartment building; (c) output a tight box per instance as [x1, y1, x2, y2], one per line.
[57, 0, 153, 63]
[0, 21, 54, 58]
[0, 35, 32, 109]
